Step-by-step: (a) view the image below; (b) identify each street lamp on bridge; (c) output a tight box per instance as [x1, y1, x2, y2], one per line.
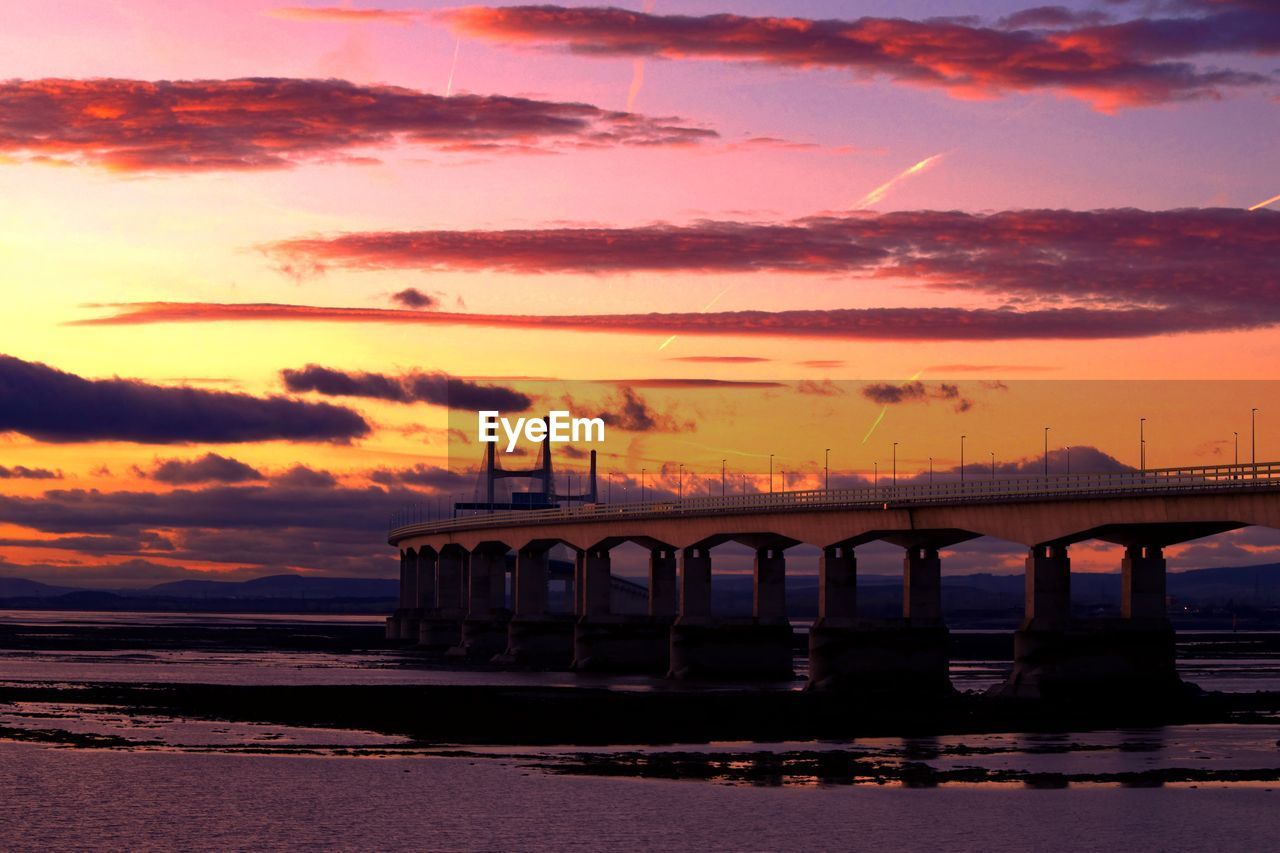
[1044, 426, 1050, 477]
[1253, 408, 1260, 476]
[990, 451, 996, 480]
[769, 454, 775, 494]
[641, 468, 647, 503]
[824, 448, 831, 491]
[678, 464, 684, 501]
[1140, 417, 1147, 474]
[721, 459, 727, 497]
[960, 435, 966, 484]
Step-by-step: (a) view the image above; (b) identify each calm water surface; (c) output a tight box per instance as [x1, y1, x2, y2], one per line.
[3, 611, 1280, 850]
[1, 743, 1278, 851]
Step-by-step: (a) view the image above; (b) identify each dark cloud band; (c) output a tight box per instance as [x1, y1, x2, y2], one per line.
[281, 365, 533, 411]
[0, 355, 369, 444]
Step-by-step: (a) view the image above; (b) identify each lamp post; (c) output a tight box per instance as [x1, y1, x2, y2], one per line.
[1066, 446, 1071, 476]
[769, 454, 775, 494]
[721, 459, 727, 497]
[892, 442, 899, 487]
[824, 448, 831, 491]
[641, 468, 647, 503]
[929, 457, 934, 484]
[1252, 408, 1260, 477]
[1140, 417, 1146, 474]
[1044, 426, 1050, 477]
[567, 471, 574, 501]
[678, 464, 684, 501]
[990, 451, 995, 480]
[960, 435, 966, 484]
[1235, 431, 1239, 466]
[873, 461, 878, 490]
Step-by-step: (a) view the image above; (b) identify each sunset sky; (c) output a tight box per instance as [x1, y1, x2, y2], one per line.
[0, 0, 1277, 587]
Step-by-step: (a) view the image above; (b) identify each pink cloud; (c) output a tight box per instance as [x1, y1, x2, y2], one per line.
[440, 4, 1275, 110]
[0, 77, 716, 172]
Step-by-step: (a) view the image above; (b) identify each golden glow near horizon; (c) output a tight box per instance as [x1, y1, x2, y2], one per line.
[0, 0, 1277, 585]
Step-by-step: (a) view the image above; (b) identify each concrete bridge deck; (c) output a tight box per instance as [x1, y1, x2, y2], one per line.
[384, 461, 1280, 697]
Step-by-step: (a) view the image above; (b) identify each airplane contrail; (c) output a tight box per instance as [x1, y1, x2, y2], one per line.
[627, 59, 646, 111]
[657, 284, 734, 351]
[861, 368, 924, 445]
[445, 38, 461, 97]
[1249, 193, 1280, 211]
[626, 0, 658, 110]
[854, 154, 944, 210]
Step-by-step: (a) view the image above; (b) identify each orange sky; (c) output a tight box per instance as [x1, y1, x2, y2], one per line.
[0, 0, 1277, 586]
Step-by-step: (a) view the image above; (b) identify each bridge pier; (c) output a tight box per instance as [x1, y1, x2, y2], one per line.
[573, 545, 671, 673]
[499, 543, 574, 667]
[669, 543, 794, 681]
[903, 546, 942, 622]
[387, 548, 427, 642]
[1024, 543, 1071, 629]
[1003, 542, 1179, 699]
[420, 546, 464, 649]
[450, 545, 510, 660]
[1122, 545, 1166, 619]
[809, 543, 950, 694]
[649, 548, 678, 619]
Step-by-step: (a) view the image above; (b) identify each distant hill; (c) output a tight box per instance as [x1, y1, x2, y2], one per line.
[144, 574, 398, 599]
[1166, 563, 1280, 604]
[0, 563, 1276, 618]
[0, 577, 80, 598]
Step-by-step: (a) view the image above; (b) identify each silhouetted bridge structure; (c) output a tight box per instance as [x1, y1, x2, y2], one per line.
[387, 462, 1280, 696]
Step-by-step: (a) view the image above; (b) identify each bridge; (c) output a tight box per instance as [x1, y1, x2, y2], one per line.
[386, 461, 1280, 697]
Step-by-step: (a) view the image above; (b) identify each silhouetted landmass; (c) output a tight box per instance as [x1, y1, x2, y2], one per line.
[144, 575, 397, 598]
[0, 680, 1270, 747]
[0, 564, 1278, 623]
[0, 577, 80, 598]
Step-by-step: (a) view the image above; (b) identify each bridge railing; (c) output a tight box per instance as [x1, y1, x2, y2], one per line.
[388, 460, 1280, 538]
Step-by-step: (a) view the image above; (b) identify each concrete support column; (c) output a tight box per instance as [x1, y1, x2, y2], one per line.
[1025, 543, 1071, 628]
[648, 549, 678, 619]
[468, 549, 505, 617]
[397, 550, 412, 609]
[679, 547, 712, 620]
[437, 548, 465, 616]
[514, 546, 549, 617]
[903, 546, 942, 622]
[753, 546, 787, 621]
[404, 550, 420, 611]
[414, 549, 437, 611]
[1122, 544, 1167, 620]
[573, 551, 586, 616]
[818, 545, 857, 621]
[582, 548, 612, 618]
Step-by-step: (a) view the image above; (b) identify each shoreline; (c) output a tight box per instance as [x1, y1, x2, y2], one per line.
[2, 680, 1277, 747]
